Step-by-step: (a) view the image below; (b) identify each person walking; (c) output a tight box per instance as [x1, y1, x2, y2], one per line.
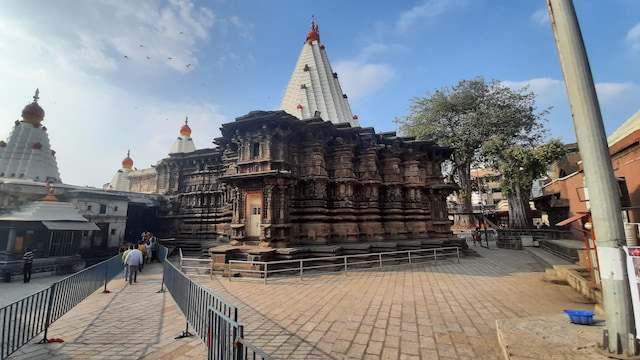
[22, 248, 34, 283]
[125, 246, 144, 285]
[121, 245, 133, 281]
[138, 241, 147, 271]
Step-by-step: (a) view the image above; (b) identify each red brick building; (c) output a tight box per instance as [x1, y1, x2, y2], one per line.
[535, 110, 640, 240]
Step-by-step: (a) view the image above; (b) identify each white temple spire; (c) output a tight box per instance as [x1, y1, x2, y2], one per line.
[280, 19, 360, 127]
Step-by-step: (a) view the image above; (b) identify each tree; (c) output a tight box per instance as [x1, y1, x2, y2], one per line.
[395, 77, 554, 228]
[483, 138, 566, 229]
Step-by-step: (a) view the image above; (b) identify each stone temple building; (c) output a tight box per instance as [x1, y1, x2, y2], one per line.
[131, 21, 461, 256]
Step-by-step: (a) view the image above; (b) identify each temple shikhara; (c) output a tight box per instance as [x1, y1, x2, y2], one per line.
[0, 19, 463, 273]
[143, 20, 460, 257]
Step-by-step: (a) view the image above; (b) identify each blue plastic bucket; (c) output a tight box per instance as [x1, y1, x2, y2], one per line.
[564, 310, 595, 325]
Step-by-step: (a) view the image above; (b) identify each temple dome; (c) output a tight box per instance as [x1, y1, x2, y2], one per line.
[306, 19, 320, 44]
[21, 89, 45, 125]
[180, 119, 192, 137]
[122, 150, 134, 169]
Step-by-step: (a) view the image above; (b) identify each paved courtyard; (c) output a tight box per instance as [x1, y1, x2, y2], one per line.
[5, 242, 600, 359]
[193, 244, 598, 359]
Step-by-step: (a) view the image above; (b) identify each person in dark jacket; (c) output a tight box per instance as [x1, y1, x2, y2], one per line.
[23, 248, 34, 283]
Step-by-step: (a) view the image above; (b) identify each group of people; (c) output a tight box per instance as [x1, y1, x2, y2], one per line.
[120, 231, 158, 285]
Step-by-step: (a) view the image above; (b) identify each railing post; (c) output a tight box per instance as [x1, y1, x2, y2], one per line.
[175, 282, 193, 339]
[433, 249, 437, 265]
[102, 262, 110, 294]
[228, 261, 231, 282]
[299, 260, 303, 281]
[344, 257, 348, 275]
[408, 251, 412, 265]
[235, 324, 244, 360]
[264, 262, 268, 285]
[38, 283, 57, 344]
[457, 247, 461, 263]
[379, 254, 383, 270]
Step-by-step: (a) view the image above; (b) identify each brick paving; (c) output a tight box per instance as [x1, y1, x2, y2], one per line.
[6, 242, 600, 359]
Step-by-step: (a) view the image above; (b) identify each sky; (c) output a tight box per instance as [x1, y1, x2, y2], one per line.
[0, 0, 638, 188]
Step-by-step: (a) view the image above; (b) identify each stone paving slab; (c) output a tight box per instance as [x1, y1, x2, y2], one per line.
[7, 263, 206, 360]
[496, 314, 606, 360]
[194, 243, 601, 359]
[0, 273, 68, 308]
[5, 242, 608, 359]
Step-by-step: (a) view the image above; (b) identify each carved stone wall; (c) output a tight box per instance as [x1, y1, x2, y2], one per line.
[154, 111, 457, 248]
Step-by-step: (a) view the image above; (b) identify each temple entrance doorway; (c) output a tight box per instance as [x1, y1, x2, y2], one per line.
[246, 192, 262, 238]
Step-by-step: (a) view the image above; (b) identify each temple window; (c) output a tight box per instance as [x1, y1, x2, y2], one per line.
[252, 142, 260, 159]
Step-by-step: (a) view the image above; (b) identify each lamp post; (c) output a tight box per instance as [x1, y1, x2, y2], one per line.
[475, 169, 489, 249]
[547, 0, 633, 355]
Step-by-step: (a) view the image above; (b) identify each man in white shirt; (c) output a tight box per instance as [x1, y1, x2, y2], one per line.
[124, 246, 144, 284]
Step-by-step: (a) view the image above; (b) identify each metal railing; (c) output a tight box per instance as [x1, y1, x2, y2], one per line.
[158, 246, 271, 360]
[179, 248, 213, 278]
[0, 254, 123, 360]
[228, 246, 461, 284]
[208, 306, 273, 360]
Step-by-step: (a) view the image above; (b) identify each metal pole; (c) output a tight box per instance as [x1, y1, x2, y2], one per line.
[547, 0, 634, 355]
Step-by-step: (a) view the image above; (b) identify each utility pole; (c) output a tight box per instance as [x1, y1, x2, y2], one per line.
[547, 0, 635, 356]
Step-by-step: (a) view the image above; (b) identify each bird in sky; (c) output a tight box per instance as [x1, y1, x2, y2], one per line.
[168, 57, 172, 60]
[146, 56, 150, 59]
[124, 55, 128, 59]
[139, 45, 144, 47]
[185, 64, 191, 68]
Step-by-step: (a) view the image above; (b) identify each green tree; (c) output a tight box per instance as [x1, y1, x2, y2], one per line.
[395, 77, 553, 228]
[483, 138, 566, 229]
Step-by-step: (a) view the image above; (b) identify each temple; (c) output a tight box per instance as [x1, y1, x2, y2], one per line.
[0, 20, 463, 272]
[142, 21, 460, 256]
[0, 89, 61, 183]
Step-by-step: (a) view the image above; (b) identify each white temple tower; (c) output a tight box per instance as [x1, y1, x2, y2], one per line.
[280, 19, 360, 127]
[0, 89, 62, 183]
[169, 117, 196, 155]
[106, 150, 134, 191]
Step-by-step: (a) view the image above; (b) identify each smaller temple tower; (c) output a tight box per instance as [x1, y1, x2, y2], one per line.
[106, 150, 134, 191]
[0, 89, 61, 183]
[169, 117, 196, 155]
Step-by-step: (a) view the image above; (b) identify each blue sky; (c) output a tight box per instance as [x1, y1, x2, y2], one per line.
[0, 0, 638, 187]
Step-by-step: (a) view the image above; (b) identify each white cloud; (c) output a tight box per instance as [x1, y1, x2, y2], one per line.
[502, 78, 566, 105]
[530, 9, 549, 26]
[626, 23, 640, 53]
[333, 61, 395, 100]
[396, 0, 463, 33]
[0, 1, 229, 187]
[0, 1, 215, 75]
[595, 82, 637, 104]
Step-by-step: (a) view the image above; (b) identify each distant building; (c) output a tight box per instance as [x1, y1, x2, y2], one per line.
[0, 91, 161, 277]
[534, 109, 640, 239]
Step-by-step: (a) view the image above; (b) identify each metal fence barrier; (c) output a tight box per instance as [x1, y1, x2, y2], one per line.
[179, 248, 213, 278]
[208, 307, 273, 360]
[157, 245, 272, 360]
[0, 254, 123, 360]
[2, 244, 271, 360]
[228, 246, 461, 284]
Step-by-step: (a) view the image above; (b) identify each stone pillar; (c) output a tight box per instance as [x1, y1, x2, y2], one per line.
[6, 228, 16, 253]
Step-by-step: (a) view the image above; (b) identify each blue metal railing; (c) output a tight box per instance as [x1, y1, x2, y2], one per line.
[157, 245, 272, 360]
[0, 254, 122, 360]
[158, 245, 237, 340]
[208, 307, 273, 360]
[2, 245, 272, 360]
